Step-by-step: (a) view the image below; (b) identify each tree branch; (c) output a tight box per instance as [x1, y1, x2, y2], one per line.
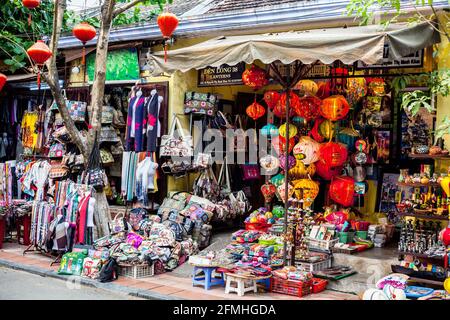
[113, 0, 144, 17]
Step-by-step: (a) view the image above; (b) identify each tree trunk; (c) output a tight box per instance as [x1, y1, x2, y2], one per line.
[93, 190, 111, 238]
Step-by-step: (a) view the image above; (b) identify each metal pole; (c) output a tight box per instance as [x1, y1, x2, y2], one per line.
[283, 87, 290, 266]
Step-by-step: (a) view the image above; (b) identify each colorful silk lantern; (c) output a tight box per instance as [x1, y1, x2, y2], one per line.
[276, 91, 300, 114]
[278, 122, 297, 139]
[337, 126, 360, 152]
[293, 178, 319, 207]
[316, 81, 331, 99]
[273, 101, 295, 119]
[316, 160, 342, 180]
[293, 136, 320, 165]
[289, 161, 316, 179]
[329, 176, 355, 207]
[320, 95, 350, 121]
[271, 135, 295, 155]
[279, 155, 297, 171]
[157, 12, 179, 62]
[261, 183, 277, 203]
[27, 40, 52, 89]
[246, 101, 266, 121]
[294, 95, 321, 121]
[319, 142, 348, 167]
[270, 173, 285, 187]
[242, 65, 268, 90]
[311, 118, 325, 143]
[318, 119, 335, 140]
[295, 79, 319, 95]
[277, 182, 294, 203]
[0, 74, 6, 92]
[263, 90, 280, 110]
[73, 22, 96, 66]
[23, 0, 40, 25]
[261, 123, 279, 137]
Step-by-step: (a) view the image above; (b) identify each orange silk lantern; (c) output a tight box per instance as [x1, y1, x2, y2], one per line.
[261, 183, 277, 203]
[263, 91, 280, 110]
[271, 135, 295, 155]
[329, 176, 355, 207]
[0, 74, 7, 92]
[246, 101, 266, 121]
[319, 142, 348, 167]
[27, 40, 52, 89]
[157, 12, 179, 62]
[295, 80, 318, 96]
[73, 22, 96, 66]
[23, 0, 40, 25]
[242, 65, 268, 90]
[273, 91, 300, 118]
[320, 95, 350, 121]
[316, 160, 342, 180]
[294, 96, 321, 121]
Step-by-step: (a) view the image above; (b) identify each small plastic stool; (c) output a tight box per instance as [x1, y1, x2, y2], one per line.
[192, 266, 225, 290]
[257, 277, 271, 290]
[17, 215, 31, 246]
[225, 273, 258, 297]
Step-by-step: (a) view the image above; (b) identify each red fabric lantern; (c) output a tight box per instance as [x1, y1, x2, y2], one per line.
[242, 65, 268, 91]
[320, 95, 350, 121]
[157, 12, 179, 62]
[246, 101, 266, 121]
[319, 142, 348, 167]
[261, 183, 277, 203]
[310, 118, 325, 142]
[316, 160, 342, 180]
[0, 74, 7, 92]
[316, 81, 331, 99]
[295, 95, 321, 121]
[23, 0, 40, 25]
[73, 22, 96, 67]
[329, 176, 355, 207]
[441, 227, 450, 247]
[263, 91, 280, 110]
[272, 135, 295, 155]
[273, 91, 300, 118]
[27, 40, 52, 88]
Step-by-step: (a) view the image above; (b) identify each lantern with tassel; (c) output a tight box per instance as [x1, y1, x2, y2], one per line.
[263, 90, 280, 110]
[329, 176, 355, 207]
[320, 95, 350, 121]
[27, 40, 52, 89]
[293, 136, 320, 164]
[294, 95, 321, 121]
[319, 142, 348, 167]
[157, 11, 179, 62]
[293, 178, 319, 207]
[73, 22, 96, 67]
[23, 0, 40, 25]
[246, 101, 266, 121]
[242, 65, 268, 90]
[0, 74, 7, 92]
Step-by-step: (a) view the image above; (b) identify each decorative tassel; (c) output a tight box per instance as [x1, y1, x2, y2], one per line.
[28, 13, 32, 26]
[81, 45, 86, 66]
[37, 71, 41, 90]
[164, 43, 168, 63]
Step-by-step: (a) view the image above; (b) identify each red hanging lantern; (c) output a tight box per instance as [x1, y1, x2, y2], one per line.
[316, 81, 331, 99]
[319, 142, 348, 167]
[27, 40, 52, 89]
[242, 65, 268, 91]
[263, 90, 280, 110]
[23, 0, 40, 25]
[320, 95, 350, 121]
[157, 12, 179, 62]
[261, 183, 277, 204]
[272, 135, 295, 155]
[329, 176, 355, 207]
[294, 95, 321, 121]
[316, 160, 342, 180]
[310, 118, 325, 143]
[440, 227, 450, 247]
[0, 74, 7, 92]
[273, 91, 300, 118]
[73, 22, 96, 69]
[246, 101, 266, 121]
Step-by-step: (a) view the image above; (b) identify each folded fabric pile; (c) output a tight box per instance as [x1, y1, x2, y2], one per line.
[232, 229, 262, 243]
[244, 244, 275, 258]
[272, 266, 313, 282]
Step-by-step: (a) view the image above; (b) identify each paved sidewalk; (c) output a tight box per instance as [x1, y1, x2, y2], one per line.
[0, 243, 359, 300]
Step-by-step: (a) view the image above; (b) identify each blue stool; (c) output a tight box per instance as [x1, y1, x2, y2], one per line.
[257, 278, 271, 290]
[192, 266, 225, 290]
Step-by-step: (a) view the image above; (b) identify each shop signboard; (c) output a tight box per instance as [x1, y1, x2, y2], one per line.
[356, 44, 423, 69]
[197, 62, 245, 87]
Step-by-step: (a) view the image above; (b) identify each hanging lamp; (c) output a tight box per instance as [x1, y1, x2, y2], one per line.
[0, 74, 7, 92]
[73, 22, 96, 67]
[157, 11, 179, 62]
[22, 0, 40, 25]
[27, 40, 52, 89]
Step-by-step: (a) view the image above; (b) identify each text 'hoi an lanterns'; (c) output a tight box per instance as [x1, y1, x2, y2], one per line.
[73, 22, 96, 66]
[320, 95, 350, 121]
[246, 101, 266, 121]
[27, 40, 52, 89]
[23, 0, 40, 25]
[0, 74, 7, 92]
[320, 142, 348, 167]
[293, 136, 320, 165]
[157, 12, 179, 62]
[316, 160, 342, 180]
[294, 95, 321, 121]
[263, 90, 280, 110]
[294, 178, 319, 208]
[242, 65, 268, 91]
[329, 176, 355, 207]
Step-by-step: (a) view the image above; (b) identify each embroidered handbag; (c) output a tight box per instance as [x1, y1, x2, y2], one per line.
[112, 108, 126, 129]
[157, 192, 188, 221]
[48, 142, 65, 158]
[193, 167, 220, 201]
[184, 91, 218, 116]
[99, 126, 120, 143]
[100, 148, 114, 166]
[101, 106, 114, 124]
[109, 212, 129, 234]
[67, 101, 87, 122]
[49, 162, 70, 179]
[160, 116, 193, 157]
[52, 126, 72, 144]
[241, 163, 261, 180]
[128, 208, 147, 230]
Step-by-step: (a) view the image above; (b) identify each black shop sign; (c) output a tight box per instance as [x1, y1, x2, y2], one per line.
[198, 62, 245, 87]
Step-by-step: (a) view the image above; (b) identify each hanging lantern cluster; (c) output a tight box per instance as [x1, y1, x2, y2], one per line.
[294, 96, 321, 121]
[242, 65, 268, 90]
[246, 100, 266, 121]
[73, 22, 96, 67]
[320, 95, 350, 121]
[27, 40, 52, 89]
[263, 90, 280, 110]
[157, 11, 179, 62]
[319, 142, 348, 167]
[0, 74, 7, 92]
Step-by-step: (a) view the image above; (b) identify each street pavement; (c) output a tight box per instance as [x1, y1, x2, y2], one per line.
[0, 267, 141, 300]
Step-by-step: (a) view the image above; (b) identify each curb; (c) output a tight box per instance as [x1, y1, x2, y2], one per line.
[0, 258, 183, 300]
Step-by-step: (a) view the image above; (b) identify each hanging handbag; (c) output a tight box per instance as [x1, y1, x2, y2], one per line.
[160, 116, 193, 157]
[193, 167, 220, 201]
[85, 133, 105, 190]
[101, 106, 114, 124]
[217, 156, 232, 198]
[48, 142, 65, 158]
[100, 148, 114, 166]
[241, 163, 261, 181]
[184, 91, 218, 116]
[108, 212, 129, 234]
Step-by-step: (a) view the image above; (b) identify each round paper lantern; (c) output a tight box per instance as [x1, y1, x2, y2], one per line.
[293, 136, 320, 164]
[246, 101, 266, 120]
[320, 95, 350, 121]
[279, 155, 297, 171]
[23, 0, 40, 8]
[0, 73, 7, 92]
[261, 183, 277, 203]
[319, 142, 348, 167]
[295, 80, 318, 95]
[293, 179, 319, 207]
[289, 161, 316, 179]
[242, 65, 268, 90]
[271, 135, 294, 155]
[73, 22, 96, 43]
[294, 96, 321, 121]
[316, 161, 343, 180]
[157, 12, 179, 62]
[329, 176, 355, 207]
[27, 40, 52, 65]
[441, 227, 450, 246]
[261, 123, 278, 137]
[278, 123, 297, 139]
[311, 118, 325, 142]
[263, 91, 280, 110]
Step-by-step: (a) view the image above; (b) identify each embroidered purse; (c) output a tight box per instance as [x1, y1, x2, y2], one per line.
[160, 116, 193, 157]
[48, 142, 65, 158]
[184, 91, 218, 116]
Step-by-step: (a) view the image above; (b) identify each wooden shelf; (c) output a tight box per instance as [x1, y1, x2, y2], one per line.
[408, 154, 450, 160]
[397, 182, 440, 188]
[398, 251, 446, 260]
[397, 212, 449, 221]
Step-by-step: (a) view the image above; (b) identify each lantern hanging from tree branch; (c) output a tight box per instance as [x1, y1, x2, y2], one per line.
[73, 22, 97, 67]
[157, 11, 179, 62]
[0, 74, 7, 92]
[22, 0, 40, 25]
[27, 40, 52, 89]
